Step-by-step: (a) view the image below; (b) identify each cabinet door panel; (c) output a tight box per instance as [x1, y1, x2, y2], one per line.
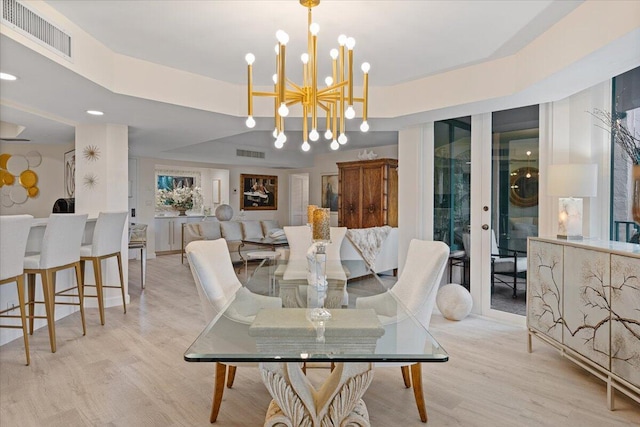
[340, 167, 361, 229]
[563, 246, 610, 369]
[155, 219, 171, 252]
[361, 165, 384, 228]
[527, 240, 563, 343]
[610, 254, 640, 388]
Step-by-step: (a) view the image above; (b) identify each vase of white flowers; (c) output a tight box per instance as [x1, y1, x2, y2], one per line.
[156, 185, 202, 215]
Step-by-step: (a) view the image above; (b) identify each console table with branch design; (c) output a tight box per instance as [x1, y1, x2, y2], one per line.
[527, 237, 640, 410]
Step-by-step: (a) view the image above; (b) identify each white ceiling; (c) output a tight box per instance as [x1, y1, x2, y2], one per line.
[0, 0, 585, 168]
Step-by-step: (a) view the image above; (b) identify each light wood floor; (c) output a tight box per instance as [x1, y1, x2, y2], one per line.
[1, 254, 638, 426]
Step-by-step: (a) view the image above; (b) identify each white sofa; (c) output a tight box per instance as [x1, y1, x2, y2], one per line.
[182, 219, 281, 263]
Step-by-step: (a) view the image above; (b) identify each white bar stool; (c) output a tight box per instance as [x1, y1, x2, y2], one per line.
[80, 211, 128, 325]
[245, 251, 280, 295]
[24, 213, 88, 353]
[0, 214, 34, 365]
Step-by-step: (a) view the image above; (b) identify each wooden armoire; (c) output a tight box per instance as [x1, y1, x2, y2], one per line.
[337, 158, 398, 229]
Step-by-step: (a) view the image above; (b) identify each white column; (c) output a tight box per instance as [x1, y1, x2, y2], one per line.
[398, 124, 433, 274]
[75, 123, 129, 308]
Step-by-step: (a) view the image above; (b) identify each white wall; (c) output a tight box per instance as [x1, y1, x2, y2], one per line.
[0, 142, 73, 218]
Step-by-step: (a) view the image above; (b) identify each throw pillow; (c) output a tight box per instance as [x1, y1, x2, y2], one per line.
[241, 220, 264, 239]
[220, 221, 243, 241]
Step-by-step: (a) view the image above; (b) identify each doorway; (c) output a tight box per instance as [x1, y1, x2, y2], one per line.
[289, 173, 309, 225]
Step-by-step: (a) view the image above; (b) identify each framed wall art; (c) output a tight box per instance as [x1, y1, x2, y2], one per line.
[64, 149, 75, 198]
[321, 174, 339, 212]
[240, 174, 277, 210]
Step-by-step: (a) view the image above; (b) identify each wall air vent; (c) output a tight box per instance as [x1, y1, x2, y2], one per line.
[236, 149, 265, 159]
[2, 0, 72, 59]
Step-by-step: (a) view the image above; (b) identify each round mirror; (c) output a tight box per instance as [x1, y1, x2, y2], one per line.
[510, 167, 539, 207]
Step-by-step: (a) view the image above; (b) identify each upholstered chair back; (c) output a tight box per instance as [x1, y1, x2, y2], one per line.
[0, 215, 33, 281]
[391, 239, 449, 330]
[283, 225, 312, 261]
[88, 211, 128, 257]
[36, 214, 88, 270]
[185, 239, 242, 322]
[326, 227, 347, 261]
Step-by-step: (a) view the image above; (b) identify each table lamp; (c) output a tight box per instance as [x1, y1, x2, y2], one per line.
[547, 163, 598, 240]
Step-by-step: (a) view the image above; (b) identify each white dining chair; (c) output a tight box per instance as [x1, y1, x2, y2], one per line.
[80, 211, 128, 325]
[185, 238, 282, 422]
[355, 239, 449, 423]
[24, 213, 88, 353]
[0, 214, 34, 365]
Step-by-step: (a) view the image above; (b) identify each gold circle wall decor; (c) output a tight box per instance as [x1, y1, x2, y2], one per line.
[83, 145, 100, 161]
[509, 167, 539, 208]
[19, 169, 38, 188]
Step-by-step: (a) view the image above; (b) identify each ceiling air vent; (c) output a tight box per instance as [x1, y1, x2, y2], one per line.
[2, 0, 72, 59]
[236, 149, 265, 159]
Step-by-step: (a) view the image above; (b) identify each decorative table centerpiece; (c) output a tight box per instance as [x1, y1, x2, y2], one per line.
[156, 185, 202, 216]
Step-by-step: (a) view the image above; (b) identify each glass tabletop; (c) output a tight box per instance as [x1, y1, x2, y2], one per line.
[241, 236, 289, 247]
[185, 259, 448, 364]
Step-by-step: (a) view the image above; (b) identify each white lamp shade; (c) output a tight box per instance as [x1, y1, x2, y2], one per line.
[547, 164, 598, 197]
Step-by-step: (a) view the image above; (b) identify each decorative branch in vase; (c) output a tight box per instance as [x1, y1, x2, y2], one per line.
[591, 108, 640, 225]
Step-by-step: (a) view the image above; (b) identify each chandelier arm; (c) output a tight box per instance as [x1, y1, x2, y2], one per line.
[317, 82, 347, 95]
[348, 48, 354, 107]
[252, 91, 278, 97]
[287, 79, 304, 93]
[316, 101, 330, 113]
[247, 64, 253, 117]
[278, 43, 286, 107]
[311, 24, 318, 131]
[339, 44, 345, 136]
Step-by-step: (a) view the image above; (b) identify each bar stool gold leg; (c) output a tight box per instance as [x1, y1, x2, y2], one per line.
[27, 274, 35, 335]
[116, 253, 126, 313]
[74, 262, 86, 335]
[42, 270, 56, 353]
[92, 258, 105, 325]
[15, 275, 30, 365]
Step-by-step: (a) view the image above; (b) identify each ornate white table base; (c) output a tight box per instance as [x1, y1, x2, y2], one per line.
[260, 361, 373, 427]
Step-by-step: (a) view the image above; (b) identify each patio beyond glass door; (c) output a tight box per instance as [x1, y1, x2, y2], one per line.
[488, 106, 539, 316]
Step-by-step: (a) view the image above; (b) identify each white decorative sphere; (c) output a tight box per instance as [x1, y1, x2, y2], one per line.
[436, 283, 472, 321]
[215, 204, 234, 221]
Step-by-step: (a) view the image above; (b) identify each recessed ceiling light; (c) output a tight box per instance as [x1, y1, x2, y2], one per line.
[86, 110, 104, 116]
[0, 72, 18, 81]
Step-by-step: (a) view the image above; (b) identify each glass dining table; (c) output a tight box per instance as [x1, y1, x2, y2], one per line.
[184, 258, 448, 425]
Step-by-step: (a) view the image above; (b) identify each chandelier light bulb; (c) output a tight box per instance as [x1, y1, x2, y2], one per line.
[338, 34, 347, 46]
[346, 37, 356, 50]
[309, 129, 319, 141]
[276, 132, 287, 144]
[274, 140, 284, 149]
[338, 133, 348, 145]
[361, 62, 370, 73]
[301, 141, 311, 152]
[272, 74, 278, 84]
[526, 150, 532, 156]
[301, 53, 309, 64]
[278, 103, 289, 117]
[325, 129, 333, 140]
[345, 106, 356, 119]
[273, 127, 278, 138]
[274, 44, 279, 55]
[245, 53, 255, 65]
[245, 116, 256, 128]
[330, 49, 339, 60]
[360, 121, 369, 132]
[325, 76, 333, 86]
[526, 172, 532, 178]
[309, 23, 320, 36]
[330, 140, 340, 150]
[276, 30, 289, 45]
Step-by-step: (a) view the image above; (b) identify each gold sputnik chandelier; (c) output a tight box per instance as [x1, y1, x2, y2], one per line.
[244, 0, 370, 152]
